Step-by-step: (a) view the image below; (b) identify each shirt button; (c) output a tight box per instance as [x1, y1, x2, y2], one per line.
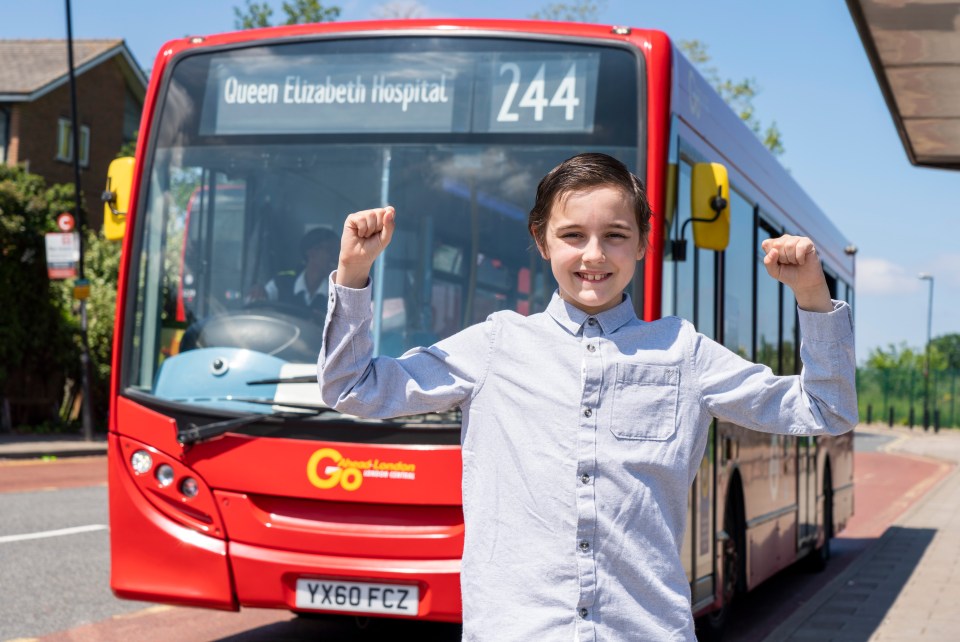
[587, 318, 597, 326]
[583, 408, 592, 417]
[587, 344, 596, 352]
[579, 540, 590, 551]
[580, 473, 590, 484]
[579, 608, 589, 618]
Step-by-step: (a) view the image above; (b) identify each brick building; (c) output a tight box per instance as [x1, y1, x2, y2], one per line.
[0, 40, 146, 229]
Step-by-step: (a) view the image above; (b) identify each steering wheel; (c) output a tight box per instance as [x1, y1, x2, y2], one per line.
[180, 306, 325, 362]
[242, 298, 315, 320]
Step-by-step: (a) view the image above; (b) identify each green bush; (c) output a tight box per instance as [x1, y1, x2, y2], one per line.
[52, 229, 121, 425]
[0, 165, 81, 427]
[0, 164, 119, 430]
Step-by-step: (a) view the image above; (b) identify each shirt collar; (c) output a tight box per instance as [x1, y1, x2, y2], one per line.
[293, 271, 327, 302]
[545, 290, 637, 335]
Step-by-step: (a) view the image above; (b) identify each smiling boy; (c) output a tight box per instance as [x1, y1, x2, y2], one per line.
[319, 153, 856, 641]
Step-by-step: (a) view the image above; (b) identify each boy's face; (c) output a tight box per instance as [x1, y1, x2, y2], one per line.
[537, 185, 645, 316]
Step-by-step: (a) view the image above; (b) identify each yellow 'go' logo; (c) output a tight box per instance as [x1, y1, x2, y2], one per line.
[307, 448, 363, 491]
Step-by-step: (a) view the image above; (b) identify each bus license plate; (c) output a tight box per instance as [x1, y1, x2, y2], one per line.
[295, 578, 419, 616]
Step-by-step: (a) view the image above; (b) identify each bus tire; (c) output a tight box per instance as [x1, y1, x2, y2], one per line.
[696, 479, 745, 642]
[807, 464, 833, 573]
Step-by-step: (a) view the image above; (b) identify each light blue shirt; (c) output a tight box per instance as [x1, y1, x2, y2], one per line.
[318, 281, 857, 641]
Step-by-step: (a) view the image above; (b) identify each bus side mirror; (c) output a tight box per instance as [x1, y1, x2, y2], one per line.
[690, 162, 730, 252]
[103, 156, 134, 241]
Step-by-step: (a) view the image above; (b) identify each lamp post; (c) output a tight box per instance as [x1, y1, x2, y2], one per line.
[64, 0, 94, 441]
[919, 273, 934, 430]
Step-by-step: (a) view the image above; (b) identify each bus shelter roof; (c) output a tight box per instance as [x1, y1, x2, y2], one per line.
[847, 0, 960, 169]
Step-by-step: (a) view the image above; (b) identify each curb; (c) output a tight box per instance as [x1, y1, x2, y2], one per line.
[0, 446, 108, 460]
[0, 436, 109, 461]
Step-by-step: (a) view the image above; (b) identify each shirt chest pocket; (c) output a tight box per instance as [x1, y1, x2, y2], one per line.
[610, 363, 679, 441]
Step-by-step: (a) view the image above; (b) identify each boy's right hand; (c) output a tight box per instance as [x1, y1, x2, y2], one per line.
[336, 206, 395, 289]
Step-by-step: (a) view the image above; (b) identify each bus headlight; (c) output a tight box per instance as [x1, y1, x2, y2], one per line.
[156, 464, 175, 487]
[131, 450, 153, 474]
[180, 477, 200, 498]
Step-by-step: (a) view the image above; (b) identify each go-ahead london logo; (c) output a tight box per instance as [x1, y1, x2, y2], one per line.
[307, 447, 417, 492]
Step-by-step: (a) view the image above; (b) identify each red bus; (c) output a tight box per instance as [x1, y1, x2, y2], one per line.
[103, 17, 855, 636]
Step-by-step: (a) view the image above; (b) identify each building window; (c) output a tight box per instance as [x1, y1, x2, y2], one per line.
[0, 107, 9, 163]
[123, 90, 140, 142]
[56, 118, 90, 167]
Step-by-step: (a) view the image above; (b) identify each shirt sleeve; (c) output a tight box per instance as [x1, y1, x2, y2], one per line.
[695, 300, 858, 436]
[317, 274, 495, 419]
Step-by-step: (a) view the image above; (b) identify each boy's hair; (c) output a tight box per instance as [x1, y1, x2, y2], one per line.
[528, 153, 652, 251]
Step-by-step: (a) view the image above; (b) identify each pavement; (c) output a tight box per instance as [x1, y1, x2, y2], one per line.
[764, 424, 960, 642]
[0, 431, 108, 459]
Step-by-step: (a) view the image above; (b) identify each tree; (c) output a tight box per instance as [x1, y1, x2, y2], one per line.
[931, 334, 960, 371]
[0, 165, 82, 428]
[117, 131, 137, 159]
[53, 230, 121, 424]
[234, 0, 340, 29]
[529, 1, 606, 23]
[679, 40, 784, 157]
[234, 1, 274, 28]
[371, 1, 428, 19]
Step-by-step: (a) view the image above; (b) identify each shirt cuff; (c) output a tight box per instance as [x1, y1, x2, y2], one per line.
[328, 271, 372, 319]
[797, 300, 854, 342]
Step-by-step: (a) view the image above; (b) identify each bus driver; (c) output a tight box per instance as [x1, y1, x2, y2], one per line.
[248, 226, 338, 321]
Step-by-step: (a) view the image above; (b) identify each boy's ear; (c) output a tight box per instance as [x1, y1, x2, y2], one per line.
[531, 228, 550, 259]
[636, 243, 646, 261]
[535, 238, 550, 260]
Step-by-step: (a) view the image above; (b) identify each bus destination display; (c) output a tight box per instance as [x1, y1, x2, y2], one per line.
[200, 51, 599, 135]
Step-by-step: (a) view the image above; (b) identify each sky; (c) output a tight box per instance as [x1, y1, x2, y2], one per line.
[3, 0, 956, 363]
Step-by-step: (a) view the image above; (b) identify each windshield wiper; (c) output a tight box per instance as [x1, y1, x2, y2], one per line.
[178, 398, 336, 447]
[246, 375, 317, 385]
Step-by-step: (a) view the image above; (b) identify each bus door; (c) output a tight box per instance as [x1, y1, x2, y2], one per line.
[668, 156, 717, 609]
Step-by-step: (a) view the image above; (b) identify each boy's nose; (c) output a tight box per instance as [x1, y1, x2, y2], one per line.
[582, 237, 605, 262]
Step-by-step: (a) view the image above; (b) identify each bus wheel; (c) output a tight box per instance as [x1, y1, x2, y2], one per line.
[696, 484, 745, 641]
[807, 466, 834, 573]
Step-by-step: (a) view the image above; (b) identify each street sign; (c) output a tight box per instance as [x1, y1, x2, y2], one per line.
[73, 278, 90, 300]
[57, 212, 75, 232]
[45, 232, 80, 279]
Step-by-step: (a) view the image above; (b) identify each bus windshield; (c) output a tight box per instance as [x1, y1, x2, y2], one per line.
[124, 35, 641, 414]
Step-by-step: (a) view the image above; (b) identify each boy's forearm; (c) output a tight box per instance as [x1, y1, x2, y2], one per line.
[793, 282, 833, 313]
[335, 262, 372, 289]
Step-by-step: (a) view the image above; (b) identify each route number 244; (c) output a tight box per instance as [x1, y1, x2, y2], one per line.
[497, 62, 581, 123]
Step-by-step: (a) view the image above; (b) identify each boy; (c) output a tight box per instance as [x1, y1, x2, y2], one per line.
[319, 153, 856, 641]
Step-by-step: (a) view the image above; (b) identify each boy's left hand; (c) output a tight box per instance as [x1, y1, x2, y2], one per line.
[761, 234, 833, 313]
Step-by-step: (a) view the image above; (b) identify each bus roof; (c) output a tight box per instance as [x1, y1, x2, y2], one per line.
[671, 42, 856, 284]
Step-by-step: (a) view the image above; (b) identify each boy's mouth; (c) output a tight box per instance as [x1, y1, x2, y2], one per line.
[576, 272, 611, 282]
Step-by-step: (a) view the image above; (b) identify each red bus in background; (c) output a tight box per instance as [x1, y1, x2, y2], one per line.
[104, 18, 855, 637]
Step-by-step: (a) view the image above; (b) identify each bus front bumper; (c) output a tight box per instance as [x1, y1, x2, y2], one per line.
[228, 542, 462, 622]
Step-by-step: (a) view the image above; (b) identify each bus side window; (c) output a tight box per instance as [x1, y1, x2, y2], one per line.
[723, 190, 753, 359]
[755, 217, 782, 372]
